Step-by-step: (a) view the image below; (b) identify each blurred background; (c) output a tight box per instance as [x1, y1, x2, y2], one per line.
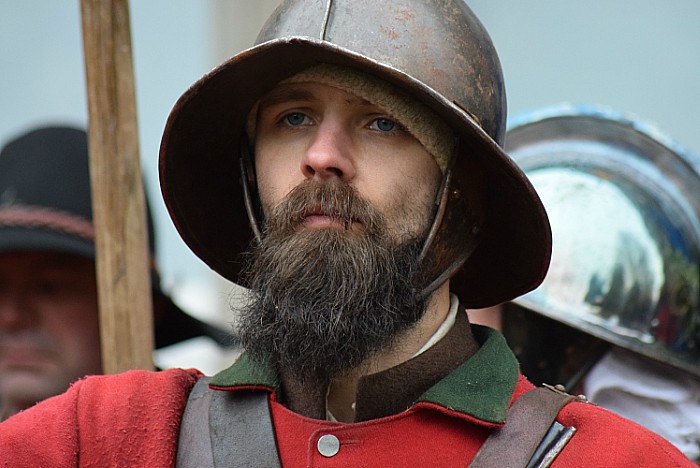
[1, 0, 698, 372]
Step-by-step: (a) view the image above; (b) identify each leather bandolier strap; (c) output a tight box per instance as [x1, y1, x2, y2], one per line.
[176, 377, 281, 468]
[469, 386, 578, 468]
[177, 379, 577, 468]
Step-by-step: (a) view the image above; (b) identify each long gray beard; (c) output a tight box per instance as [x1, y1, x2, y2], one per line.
[235, 181, 429, 381]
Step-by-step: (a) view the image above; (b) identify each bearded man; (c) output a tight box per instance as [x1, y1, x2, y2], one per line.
[0, 1, 694, 466]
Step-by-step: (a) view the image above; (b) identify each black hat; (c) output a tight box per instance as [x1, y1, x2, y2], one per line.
[0, 125, 233, 348]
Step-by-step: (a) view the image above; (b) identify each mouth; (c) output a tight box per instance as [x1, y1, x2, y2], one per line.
[0, 341, 55, 369]
[301, 206, 360, 230]
[0, 350, 50, 370]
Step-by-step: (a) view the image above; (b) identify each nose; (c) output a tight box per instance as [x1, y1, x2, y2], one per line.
[0, 291, 34, 331]
[301, 121, 356, 181]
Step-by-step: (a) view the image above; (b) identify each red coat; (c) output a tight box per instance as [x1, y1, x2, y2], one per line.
[0, 327, 694, 467]
[266, 376, 693, 467]
[0, 368, 202, 467]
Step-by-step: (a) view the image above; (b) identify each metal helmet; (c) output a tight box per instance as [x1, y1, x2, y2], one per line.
[159, 0, 551, 307]
[507, 104, 700, 378]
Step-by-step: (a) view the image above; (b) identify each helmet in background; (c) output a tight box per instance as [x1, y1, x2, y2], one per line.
[506, 104, 700, 379]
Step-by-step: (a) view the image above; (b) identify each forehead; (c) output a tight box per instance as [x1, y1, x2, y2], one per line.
[0, 250, 93, 271]
[259, 81, 378, 110]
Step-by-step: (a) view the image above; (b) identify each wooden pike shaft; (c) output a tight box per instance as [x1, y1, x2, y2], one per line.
[80, 0, 154, 373]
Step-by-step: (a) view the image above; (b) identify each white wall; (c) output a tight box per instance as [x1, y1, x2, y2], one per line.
[468, 1, 700, 153]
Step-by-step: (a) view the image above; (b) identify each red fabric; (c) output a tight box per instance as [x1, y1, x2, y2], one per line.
[0, 371, 694, 466]
[0, 368, 201, 467]
[271, 376, 695, 467]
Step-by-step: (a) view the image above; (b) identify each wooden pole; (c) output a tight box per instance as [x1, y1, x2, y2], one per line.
[80, 0, 154, 373]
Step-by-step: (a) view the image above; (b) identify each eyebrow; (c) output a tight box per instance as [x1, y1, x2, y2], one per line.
[259, 84, 374, 108]
[259, 87, 316, 108]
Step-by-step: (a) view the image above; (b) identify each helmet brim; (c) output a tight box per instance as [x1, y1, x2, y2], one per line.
[159, 37, 551, 308]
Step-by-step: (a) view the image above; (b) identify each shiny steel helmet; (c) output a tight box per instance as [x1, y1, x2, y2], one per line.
[159, 0, 551, 307]
[507, 104, 700, 377]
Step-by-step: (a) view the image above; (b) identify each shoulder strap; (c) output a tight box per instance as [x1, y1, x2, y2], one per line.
[177, 376, 215, 467]
[469, 386, 578, 468]
[209, 387, 281, 468]
[176, 377, 282, 468]
[178, 380, 575, 467]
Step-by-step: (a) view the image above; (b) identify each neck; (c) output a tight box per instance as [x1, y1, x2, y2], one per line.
[327, 282, 452, 422]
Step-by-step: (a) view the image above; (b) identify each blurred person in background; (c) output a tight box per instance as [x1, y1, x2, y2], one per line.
[0, 125, 232, 421]
[489, 105, 700, 462]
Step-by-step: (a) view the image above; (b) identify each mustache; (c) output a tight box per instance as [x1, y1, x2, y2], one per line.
[264, 181, 382, 234]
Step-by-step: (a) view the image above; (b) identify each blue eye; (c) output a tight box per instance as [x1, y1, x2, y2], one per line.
[285, 112, 308, 126]
[372, 118, 397, 132]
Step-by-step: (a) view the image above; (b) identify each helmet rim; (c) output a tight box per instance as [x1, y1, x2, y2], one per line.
[159, 37, 551, 308]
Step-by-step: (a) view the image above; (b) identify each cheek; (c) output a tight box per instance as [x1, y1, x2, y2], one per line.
[56, 303, 102, 374]
[47, 300, 100, 347]
[357, 148, 441, 216]
[254, 147, 302, 214]
[256, 170, 299, 219]
[369, 173, 440, 239]
[386, 154, 441, 206]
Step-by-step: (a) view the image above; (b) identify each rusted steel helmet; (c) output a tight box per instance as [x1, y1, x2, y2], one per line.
[159, 0, 551, 308]
[507, 104, 700, 377]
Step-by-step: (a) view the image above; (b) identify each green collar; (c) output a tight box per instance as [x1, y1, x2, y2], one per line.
[210, 325, 519, 424]
[416, 325, 519, 423]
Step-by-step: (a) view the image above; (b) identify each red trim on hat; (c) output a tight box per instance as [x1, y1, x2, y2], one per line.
[0, 205, 94, 240]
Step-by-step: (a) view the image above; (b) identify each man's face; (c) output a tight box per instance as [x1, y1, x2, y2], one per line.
[236, 81, 443, 379]
[254, 81, 442, 242]
[0, 251, 101, 417]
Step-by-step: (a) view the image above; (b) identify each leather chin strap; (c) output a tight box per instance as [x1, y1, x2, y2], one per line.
[418, 163, 484, 299]
[240, 143, 263, 245]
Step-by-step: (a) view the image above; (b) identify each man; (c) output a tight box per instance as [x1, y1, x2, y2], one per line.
[0, 1, 693, 466]
[0, 125, 228, 421]
[500, 104, 700, 462]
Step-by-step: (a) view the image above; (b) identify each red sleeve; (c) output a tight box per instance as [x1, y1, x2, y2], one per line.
[0, 368, 203, 467]
[553, 400, 696, 467]
[0, 374, 82, 467]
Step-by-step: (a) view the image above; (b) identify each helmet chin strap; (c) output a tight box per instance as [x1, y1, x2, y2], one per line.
[418, 168, 452, 265]
[418, 139, 484, 300]
[418, 168, 456, 300]
[240, 140, 263, 245]
[417, 168, 482, 301]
